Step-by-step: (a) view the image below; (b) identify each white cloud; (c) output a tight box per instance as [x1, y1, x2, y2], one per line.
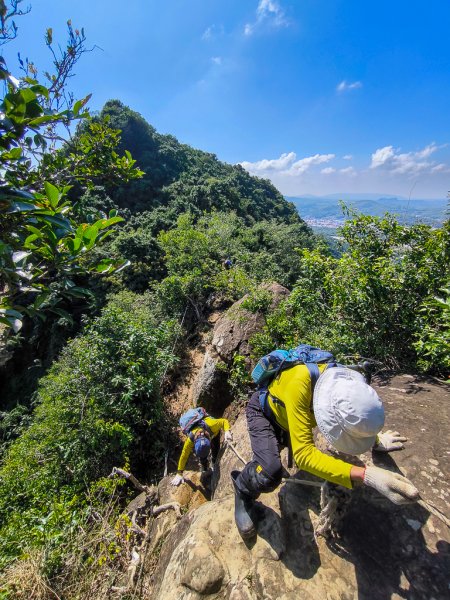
[337, 80, 363, 93]
[370, 145, 396, 168]
[240, 152, 335, 176]
[431, 163, 449, 173]
[202, 24, 224, 40]
[290, 153, 335, 174]
[370, 143, 446, 176]
[244, 0, 289, 36]
[202, 26, 213, 40]
[340, 166, 356, 176]
[244, 23, 253, 36]
[239, 143, 450, 198]
[240, 151, 296, 172]
[211, 56, 222, 65]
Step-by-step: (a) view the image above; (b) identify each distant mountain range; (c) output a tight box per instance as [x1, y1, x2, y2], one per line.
[287, 194, 448, 226]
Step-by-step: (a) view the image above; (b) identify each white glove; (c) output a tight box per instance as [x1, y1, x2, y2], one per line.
[224, 430, 233, 442]
[374, 430, 407, 452]
[171, 474, 184, 486]
[363, 466, 419, 505]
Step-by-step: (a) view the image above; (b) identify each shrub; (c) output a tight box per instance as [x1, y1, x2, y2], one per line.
[250, 214, 449, 373]
[0, 290, 179, 570]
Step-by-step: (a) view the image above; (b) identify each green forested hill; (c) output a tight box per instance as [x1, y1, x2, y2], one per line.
[99, 100, 299, 224]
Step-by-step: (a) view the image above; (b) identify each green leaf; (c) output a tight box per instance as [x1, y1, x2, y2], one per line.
[19, 88, 37, 104]
[49, 308, 73, 324]
[25, 225, 44, 238]
[33, 292, 51, 309]
[30, 84, 49, 99]
[64, 237, 82, 254]
[94, 258, 115, 273]
[35, 213, 73, 232]
[4, 200, 38, 213]
[65, 286, 93, 299]
[96, 216, 124, 230]
[44, 182, 60, 209]
[24, 233, 40, 248]
[0, 308, 24, 319]
[72, 93, 92, 116]
[5, 147, 22, 159]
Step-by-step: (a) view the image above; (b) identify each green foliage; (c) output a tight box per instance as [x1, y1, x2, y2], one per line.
[156, 211, 316, 318]
[37, 117, 144, 193]
[0, 290, 180, 569]
[0, 28, 143, 332]
[413, 287, 450, 375]
[0, 185, 129, 331]
[252, 214, 449, 373]
[241, 288, 273, 314]
[228, 354, 252, 402]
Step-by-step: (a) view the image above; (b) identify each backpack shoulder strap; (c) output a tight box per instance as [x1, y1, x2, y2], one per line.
[305, 363, 320, 394]
[307, 362, 339, 409]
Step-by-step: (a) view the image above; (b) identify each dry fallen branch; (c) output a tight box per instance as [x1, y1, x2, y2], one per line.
[111, 547, 140, 594]
[152, 502, 182, 519]
[108, 467, 151, 494]
[107, 467, 182, 596]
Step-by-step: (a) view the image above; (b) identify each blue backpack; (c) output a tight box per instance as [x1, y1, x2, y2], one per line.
[251, 344, 336, 389]
[179, 407, 211, 440]
[252, 344, 336, 424]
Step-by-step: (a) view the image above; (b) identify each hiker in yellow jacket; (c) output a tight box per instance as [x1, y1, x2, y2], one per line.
[232, 365, 419, 540]
[171, 416, 232, 485]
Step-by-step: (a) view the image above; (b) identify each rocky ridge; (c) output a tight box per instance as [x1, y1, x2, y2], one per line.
[141, 287, 449, 599]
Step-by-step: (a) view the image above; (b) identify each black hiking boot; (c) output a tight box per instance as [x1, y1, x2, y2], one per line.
[231, 470, 256, 541]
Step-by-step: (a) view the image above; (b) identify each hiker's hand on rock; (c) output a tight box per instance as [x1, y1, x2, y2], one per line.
[374, 430, 407, 452]
[224, 431, 233, 442]
[363, 466, 420, 504]
[171, 474, 184, 486]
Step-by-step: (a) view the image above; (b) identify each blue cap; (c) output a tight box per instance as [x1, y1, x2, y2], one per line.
[194, 436, 211, 459]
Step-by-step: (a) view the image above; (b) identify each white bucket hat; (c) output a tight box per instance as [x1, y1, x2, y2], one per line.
[313, 367, 385, 455]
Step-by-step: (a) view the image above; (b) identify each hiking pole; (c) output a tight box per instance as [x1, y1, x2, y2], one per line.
[226, 441, 323, 488]
[417, 498, 450, 529]
[226, 440, 247, 465]
[225, 444, 449, 524]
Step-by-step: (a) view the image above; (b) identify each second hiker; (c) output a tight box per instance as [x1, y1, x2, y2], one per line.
[171, 409, 232, 486]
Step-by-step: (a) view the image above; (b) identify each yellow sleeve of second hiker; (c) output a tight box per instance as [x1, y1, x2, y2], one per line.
[177, 437, 194, 472]
[205, 417, 230, 436]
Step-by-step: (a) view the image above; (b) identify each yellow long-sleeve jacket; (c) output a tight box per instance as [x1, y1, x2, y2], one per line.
[267, 364, 353, 488]
[177, 417, 230, 472]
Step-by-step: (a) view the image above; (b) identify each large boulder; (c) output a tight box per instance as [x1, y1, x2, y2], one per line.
[145, 375, 449, 599]
[211, 282, 290, 364]
[158, 471, 210, 511]
[192, 283, 290, 414]
[192, 350, 231, 415]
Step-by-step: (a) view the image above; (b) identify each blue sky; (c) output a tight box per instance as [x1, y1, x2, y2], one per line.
[2, 0, 450, 199]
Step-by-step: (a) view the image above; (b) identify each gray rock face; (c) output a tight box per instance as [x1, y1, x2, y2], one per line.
[146, 375, 450, 599]
[192, 350, 231, 415]
[211, 282, 290, 364]
[192, 282, 290, 414]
